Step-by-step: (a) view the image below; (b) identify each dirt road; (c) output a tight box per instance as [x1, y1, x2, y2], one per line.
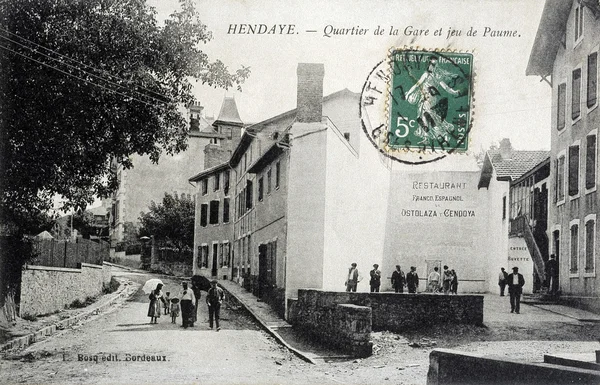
[2, 271, 600, 385]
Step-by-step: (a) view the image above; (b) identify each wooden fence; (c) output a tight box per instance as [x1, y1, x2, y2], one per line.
[30, 238, 109, 268]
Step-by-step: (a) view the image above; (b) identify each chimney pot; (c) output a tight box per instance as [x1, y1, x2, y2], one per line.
[296, 63, 325, 123]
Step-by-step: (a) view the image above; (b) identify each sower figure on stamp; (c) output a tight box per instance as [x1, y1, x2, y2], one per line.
[406, 266, 419, 293]
[405, 55, 461, 146]
[345, 263, 360, 292]
[206, 280, 224, 331]
[369, 264, 381, 292]
[507, 266, 525, 314]
[391, 265, 406, 293]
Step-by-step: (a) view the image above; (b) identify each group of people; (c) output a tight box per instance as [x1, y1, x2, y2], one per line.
[498, 266, 526, 314]
[427, 265, 458, 294]
[147, 280, 225, 330]
[345, 263, 453, 294]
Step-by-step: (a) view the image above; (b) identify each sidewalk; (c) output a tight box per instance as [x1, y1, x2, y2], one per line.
[219, 281, 351, 363]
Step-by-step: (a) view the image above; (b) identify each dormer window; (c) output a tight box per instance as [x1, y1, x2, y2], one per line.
[575, 3, 584, 44]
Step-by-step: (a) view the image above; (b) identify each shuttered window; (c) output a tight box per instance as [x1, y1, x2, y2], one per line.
[568, 145, 579, 196]
[586, 135, 596, 190]
[588, 52, 597, 108]
[572, 69, 581, 120]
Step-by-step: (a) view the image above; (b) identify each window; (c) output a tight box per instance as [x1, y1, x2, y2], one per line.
[246, 180, 253, 210]
[502, 196, 506, 220]
[213, 243, 218, 268]
[223, 242, 230, 267]
[224, 170, 230, 195]
[557, 83, 566, 130]
[568, 145, 580, 197]
[258, 177, 264, 201]
[200, 203, 208, 227]
[575, 3, 584, 43]
[218, 243, 224, 267]
[585, 217, 595, 273]
[223, 198, 230, 223]
[275, 161, 281, 188]
[587, 134, 597, 190]
[214, 172, 220, 191]
[209, 200, 219, 225]
[572, 69, 582, 120]
[243, 153, 247, 172]
[267, 169, 272, 194]
[570, 221, 579, 274]
[115, 200, 120, 222]
[588, 52, 597, 108]
[247, 234, 252, 265]
[199, 244, 209, 268]
[556, 154, 565, 202]
[201, 179, 208, 195]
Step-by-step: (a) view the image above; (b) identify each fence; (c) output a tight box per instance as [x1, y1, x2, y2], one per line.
[31, 238, 109, 268]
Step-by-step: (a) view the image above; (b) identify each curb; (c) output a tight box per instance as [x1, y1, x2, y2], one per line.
[0, 279, 138, 352]
[220, 286, 316, 365]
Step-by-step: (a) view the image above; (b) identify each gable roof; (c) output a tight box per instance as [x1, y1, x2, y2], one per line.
[229, 88, 358, 167]
[189, 162, 229, 182]
[478, 150, 550, 188]
[526, 0, 587, 77]
[213, 97, 243, 127]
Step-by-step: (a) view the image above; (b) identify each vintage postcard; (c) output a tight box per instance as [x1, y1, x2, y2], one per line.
[2, 0, 599, 384]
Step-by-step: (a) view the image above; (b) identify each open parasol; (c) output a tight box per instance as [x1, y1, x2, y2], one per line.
[142, 278, 164, 294]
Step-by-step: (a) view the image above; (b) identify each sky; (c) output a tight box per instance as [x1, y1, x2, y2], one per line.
[149, 0, 552, 152]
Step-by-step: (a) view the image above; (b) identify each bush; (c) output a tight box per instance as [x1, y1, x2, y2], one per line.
[102, 277, 120, 294]
[21, 313, 37, 322]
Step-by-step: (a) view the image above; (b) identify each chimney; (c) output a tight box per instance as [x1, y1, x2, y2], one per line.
[296, 63, 324, 123]
[188, 101, 204, 131]
[499, 138, 512, 160]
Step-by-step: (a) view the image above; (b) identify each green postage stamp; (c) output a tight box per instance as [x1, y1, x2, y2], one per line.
[387, 49, 473, 152]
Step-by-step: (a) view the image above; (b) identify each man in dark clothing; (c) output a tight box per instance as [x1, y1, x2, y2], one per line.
[545, 254, 559, 295]
[391, 265, 406, 293]
[406, 266, 419, 293]
[369, 264, 381, 292]
[506, 266, 525, 314]
[206, 280, 225, 331]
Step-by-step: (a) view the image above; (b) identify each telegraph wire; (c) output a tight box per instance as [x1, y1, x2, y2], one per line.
[0, 43, 164, 108]
[0, 31, 172, 106]
[0, 26, 171, 103]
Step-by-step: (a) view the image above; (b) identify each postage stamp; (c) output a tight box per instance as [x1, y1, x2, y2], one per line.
[360, 48, 474, 164]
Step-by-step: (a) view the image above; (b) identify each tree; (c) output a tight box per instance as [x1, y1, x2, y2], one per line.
[138, 193, 194, 252]
[0, 0, 249, 234]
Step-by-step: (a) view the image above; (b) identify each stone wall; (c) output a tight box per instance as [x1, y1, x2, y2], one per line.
[427, 349, 600, 385]
[151, 261, 193, 277]
[288, 291, 372, 357]
[20, 263, 108, 317]
[289, 290, 483, 333]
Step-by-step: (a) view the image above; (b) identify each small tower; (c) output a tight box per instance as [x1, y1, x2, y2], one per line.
[204, 96, 244, 169]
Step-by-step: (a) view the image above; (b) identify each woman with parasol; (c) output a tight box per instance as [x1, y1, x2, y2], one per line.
[143, 279, 166, 324]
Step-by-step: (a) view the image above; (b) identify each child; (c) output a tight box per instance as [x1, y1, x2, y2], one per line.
[170, 298, 180, 324]
[164, 292, 171, 315]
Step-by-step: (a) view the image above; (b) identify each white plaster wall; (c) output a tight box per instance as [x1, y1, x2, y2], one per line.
[285, 122, 328, 299]
[321, 122, 391, 292]
[484, 173, 510, 294]
[382, 166, 489, 293]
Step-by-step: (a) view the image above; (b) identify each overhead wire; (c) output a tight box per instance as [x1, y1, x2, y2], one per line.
[0, 26, 172, 104]
[0, 43, 163, 108]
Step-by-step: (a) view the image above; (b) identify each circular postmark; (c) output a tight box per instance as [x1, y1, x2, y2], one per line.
[360, 47, 474, 165]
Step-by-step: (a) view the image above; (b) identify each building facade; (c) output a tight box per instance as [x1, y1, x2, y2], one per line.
[478, 139, 550, 294]
[110, 100, 240, 244]
[528, 0, 600, 308]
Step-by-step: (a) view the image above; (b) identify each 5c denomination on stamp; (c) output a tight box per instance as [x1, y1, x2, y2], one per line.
[360, 48, 474, 165]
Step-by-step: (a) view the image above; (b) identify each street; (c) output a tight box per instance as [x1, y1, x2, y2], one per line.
[2, 269, 600, 385]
